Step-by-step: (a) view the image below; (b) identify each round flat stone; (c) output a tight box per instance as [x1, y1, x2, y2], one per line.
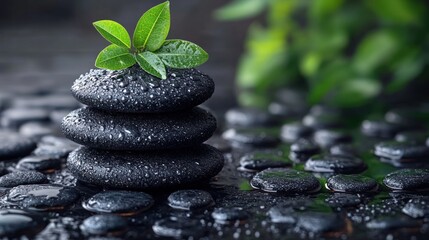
[82, 191, 154, 216]
[329, 144, 357, 156]
[250, 168, 320, 193]
[211, 207, 250, 224]
[153, 217, 205, 238]
[34, 136, 80, 159]
[6, 184, 80, 210]
[361, 120, 402, 138]
[0, 209, 46, 237]
[383, 169, 429, 191]
[225, 108, 278, 127]
[19, 122, 56, 139]
[239, 151, 291, 172]
[280, 122, 313, 143]
[168, 190, 214, 210]
[0, 131, 36, 160]
[72, 67, 214, 113]
[16, 155, 62, 173]
[402, 197, 429, 218]
[325, 193, 362, 208]
[222, 128, 280, 148]
[313, 129, 352, 148]
[374, 141, 429, 162]
[290, 139, 320, 154]
[326, 174, 378, 193]
[62, 107, 216, 151]
[1, 108, 50, 128]
[80, 214, 127, 235]
[302, 112, 341, 130]
[305, 154, 366, 174]
[0, 171, 47, 188]
[68, 145, 224, 189]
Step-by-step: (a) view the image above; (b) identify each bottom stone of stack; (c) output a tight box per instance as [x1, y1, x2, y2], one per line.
[67, 144, 224, 190]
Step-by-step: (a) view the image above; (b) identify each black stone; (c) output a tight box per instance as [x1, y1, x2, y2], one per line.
[313, 129, 352, 148]
[305, 154, 366, 174]
[250, 168, 320, 193]
[62, 107, 216, 151]
[34, 136, 80, 159]
[402, 197, 429, 218]
[82, 191, 154, 215]
[168, 189, 214, 210]
[80, 214, 127, 235]
[289, 139, 320, 163]
[280, 122, 313, 143]
[68, 145, 224, 190]
[326, 174, 378, 193]
[19, 122, 56, 139]
[1, 108, 50, 128]
[325, 193, 362, 208]
[16, 155, 62, 173]
[239, 150, 291, 172]
[222, 128, 280, 148]
[0, 209, 46, 237]
[383, 169, 429, 191]
[374, 141, 429, 162]
[6, 184, 80, 210]
[296, 212, 345, 233]
[302, 110, 341, 130]
[72, 67, 214, 113]
[0, 131, 36, 160]
[329, 144, 357, 156]
[225, 108, 278, 127]
[211, 207, 250, 224]
[0, 171, 47, 188]
[361, 120, 402, 138]
[153, 217, 205, 238]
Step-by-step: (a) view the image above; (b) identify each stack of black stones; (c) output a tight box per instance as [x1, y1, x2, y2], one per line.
[61, 66, 224, 190]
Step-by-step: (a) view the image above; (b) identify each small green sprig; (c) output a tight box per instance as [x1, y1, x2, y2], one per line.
[93, 1, 208, 79]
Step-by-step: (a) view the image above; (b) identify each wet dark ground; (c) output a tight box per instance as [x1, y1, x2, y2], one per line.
[0, 89, 429, 240]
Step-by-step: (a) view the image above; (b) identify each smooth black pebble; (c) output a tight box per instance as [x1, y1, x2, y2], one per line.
[289, 139, 320, 162]
[313, 129, 352, 148]
[68, 145, 224, 190]
[16, 155, 62, 173]
[305, 154, 366, 174]
[168, 189, 214, 210]
[34, 135, 80, 159]
[374, 141, 429, 162]
[62, 107, 216, 151]
[72, 67, 214, 113]
[222, 128, 280, 148]
[80, 214, 127, 236]
[280, 122, 313, 143]
[0, 131, 36, 160]
[326, 174, 378, 193]
[361, 120, 402, 138]
[250, 168, 320, 193]
[82, 191, 154, 216]
[6, 184, 80, 210]
[1, 108, 50, 128]
[0, 209, 46, 237]
[225, 108, 278, 127]
[239, 150, 291, 172]
[325, 193, 362, 208]
[0, 171, 47, 188]
[383, 169, 429, 191]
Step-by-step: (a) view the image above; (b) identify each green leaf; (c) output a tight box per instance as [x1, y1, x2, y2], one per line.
[134, 51, 166, 79]
[95, 44, 136, 70]
[387, 51, 424, 93]
[93, 20, 131, 49]
[155, 40, 208, 68]
[214, 0, 267, 21]
[334, 78, 381, 107]
[133, 1, 170, 51]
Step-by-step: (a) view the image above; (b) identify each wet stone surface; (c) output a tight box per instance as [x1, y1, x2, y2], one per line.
[0, 209, 46, 237]
[222, 128, 280, 148]
[168, 189, 214, 210]
[82, 191, 154, 215]
[5, 184, 80, 211]
[402, 197, 429, 219]
[1, 108, 50, 129]
[305, 154, 367, 174]
[280, 122, 313, 143]
[327, 174, 378, 193]
[238, 150, 291, 172]
[16, 155, 62, 173]
[383, 169, 429, 191]
[62, 106, 216, 151]
[0, 171, 48, 188]
[211, 207, 250, 224]
[67, 145, 224, 189]
[72, 67, 214, 113]
[152, 217, 205, 238]
[250, 168, 320, 193]
[80, 214, 127, 236]
[0, 131, 36, 160]
[225, 108, 278, 127]
[374, 141, 429, 165]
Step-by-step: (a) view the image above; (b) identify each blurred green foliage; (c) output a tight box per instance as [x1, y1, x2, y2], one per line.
[216, 0, 429, 108]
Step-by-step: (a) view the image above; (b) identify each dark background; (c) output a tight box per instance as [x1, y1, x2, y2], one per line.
[0, 0, 250, 111]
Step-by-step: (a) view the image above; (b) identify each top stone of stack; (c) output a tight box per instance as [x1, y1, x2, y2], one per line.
[71, 66, 214, 113]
